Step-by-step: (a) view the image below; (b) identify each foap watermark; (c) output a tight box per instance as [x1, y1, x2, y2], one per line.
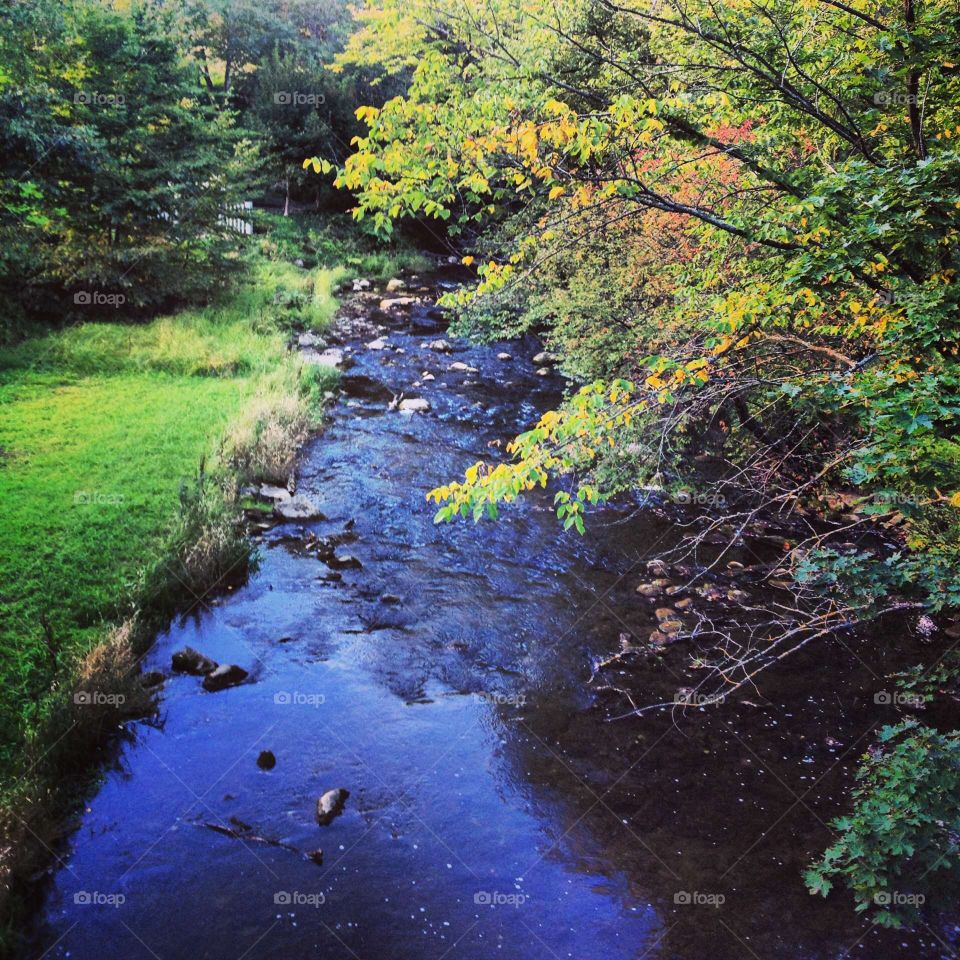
[874, 891, 925, 907]
[273, 691, 326, 707]
[73, 91, 125, 107]
[871, 491, 921, 508]
[674, 690, 725, 708]
[274, 890, 325, 907]
[74, 490, 125, 506]
[874, 691, 924, 708]
[74, 890, 125, 908]
[74, 290, 126, 308]
[74, 691, 126, 707]
[674, 890, 725, 908]
[474, 890, 529, 908]
[273, 91, 326, 106]
[672, 488, 726, 508]
[874, 90, 919, 107]
[475, 691, 527, 707]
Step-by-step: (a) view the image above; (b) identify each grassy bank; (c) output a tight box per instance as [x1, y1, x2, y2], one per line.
[0, 213, 428, 937]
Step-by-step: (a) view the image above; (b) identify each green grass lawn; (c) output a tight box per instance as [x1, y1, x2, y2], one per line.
[0, 252, 327, 774]
[0, 370, 255, 747]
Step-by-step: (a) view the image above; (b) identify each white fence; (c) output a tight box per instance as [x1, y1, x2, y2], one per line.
[221, 200, 254, 235]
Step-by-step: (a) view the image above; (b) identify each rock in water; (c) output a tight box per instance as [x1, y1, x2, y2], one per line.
[171, 647, 218, 675]
[259, 483, 291, 502]
[273, 495, 325, 521]
[302, 347, 344, 369]
[379, 297, 416, 311]
[257, 750, 276, 770]
[385, 277, 406, 292]
[316, 788, 349, 826]
[398, 398, 430, 414]
[202, 664, 249, 692]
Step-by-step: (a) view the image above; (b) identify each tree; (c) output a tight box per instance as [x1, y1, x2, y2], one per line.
[0, 0, 257, 334]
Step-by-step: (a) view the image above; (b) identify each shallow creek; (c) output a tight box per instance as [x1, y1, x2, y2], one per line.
[29, 269, 957, 959]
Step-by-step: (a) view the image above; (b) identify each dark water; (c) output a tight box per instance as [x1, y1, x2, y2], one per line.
[29, 273, 958, 959]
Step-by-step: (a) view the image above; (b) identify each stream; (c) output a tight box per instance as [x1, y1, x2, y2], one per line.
[28, 267, 957, 959]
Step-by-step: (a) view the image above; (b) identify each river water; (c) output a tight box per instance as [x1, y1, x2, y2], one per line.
[28, 270, 957, 959]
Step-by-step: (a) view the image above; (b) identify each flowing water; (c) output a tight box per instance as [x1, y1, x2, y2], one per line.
[28, 270, 957, 959]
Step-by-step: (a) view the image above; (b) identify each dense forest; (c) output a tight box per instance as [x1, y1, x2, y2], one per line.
[1, 0, 959, 957]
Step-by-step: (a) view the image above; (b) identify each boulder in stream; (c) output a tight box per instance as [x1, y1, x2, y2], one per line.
[316, 788, 349, 826]
[303, 348, 344, 369]
[385, 278, 406, 292]
[171, 647, 218, 676]
[273, 495, 325, 521]
[379, 297, 416, 311]
[257, 750, 277, 770]
[398, 398, 430, 414]
[202, 664, 249, 692]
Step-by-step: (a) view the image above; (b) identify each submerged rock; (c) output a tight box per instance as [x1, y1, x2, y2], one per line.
[172, 647, 218, 676]
[316, 788, 349, 826]
[257, 750, 276, 770]
[328, 553, 362, 570]
[202, 664, 249, 692]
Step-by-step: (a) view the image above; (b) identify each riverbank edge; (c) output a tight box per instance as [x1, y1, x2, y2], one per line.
[0, 269, 350, 950]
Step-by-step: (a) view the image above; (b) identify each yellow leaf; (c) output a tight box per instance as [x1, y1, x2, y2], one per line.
[462, 255, 475, 265]
[548, 185, 566, 200]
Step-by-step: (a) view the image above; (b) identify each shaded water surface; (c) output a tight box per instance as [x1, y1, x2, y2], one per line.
[30, 272, 957, 959]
